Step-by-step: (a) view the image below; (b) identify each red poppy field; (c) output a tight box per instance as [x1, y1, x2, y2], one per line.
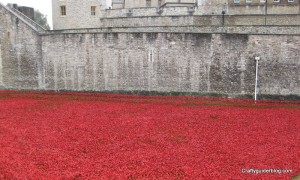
[0, 90, 299, 179]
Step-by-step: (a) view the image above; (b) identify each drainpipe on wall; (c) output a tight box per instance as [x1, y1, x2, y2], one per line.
[264, 0, 268, 25]
[254, 55, 261, 101]
[222, 10, 225, 26]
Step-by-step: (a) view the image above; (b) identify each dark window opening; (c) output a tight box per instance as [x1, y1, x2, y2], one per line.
[91, 6, 96, 15]
[60, 6, 66, 16]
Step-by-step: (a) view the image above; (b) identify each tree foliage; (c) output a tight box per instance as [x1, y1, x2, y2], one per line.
[34, 10, 50, 30]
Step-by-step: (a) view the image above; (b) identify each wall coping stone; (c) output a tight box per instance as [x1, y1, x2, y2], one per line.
[101, 14, 300, 19]
[43, 26, 300, 35]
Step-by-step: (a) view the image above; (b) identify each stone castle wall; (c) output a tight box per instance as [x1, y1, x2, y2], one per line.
[103, 5, 300, 18]
[1, 2, 300, 97]
[99, 4, 300, 28]
[52, 0, 300, 29]
[0, 4, 42, 89]
[39, 32, 300, 96]
[100, 14, 300, 27]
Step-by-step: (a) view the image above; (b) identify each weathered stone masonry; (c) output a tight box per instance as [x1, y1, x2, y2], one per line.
[40, 32, 300, 96]
[0, 4, 42, 89]
[1, 3, 300, 97]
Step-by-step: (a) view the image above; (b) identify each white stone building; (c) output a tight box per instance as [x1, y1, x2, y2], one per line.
[52, 0, 107, 29]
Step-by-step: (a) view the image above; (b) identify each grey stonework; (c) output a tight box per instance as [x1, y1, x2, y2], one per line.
[100, 14, 300, 28]
[0, 4, 42, 89]
[47, 26, 300, 36]
[0, 3, 300, 98]
[35, 32, 300, 96]
[51, 1, 300, 30]
[52, 0, 103, 30]
[103, 5, 300, 18]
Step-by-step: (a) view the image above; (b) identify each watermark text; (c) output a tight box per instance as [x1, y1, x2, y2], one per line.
[242, 168, 292, 174]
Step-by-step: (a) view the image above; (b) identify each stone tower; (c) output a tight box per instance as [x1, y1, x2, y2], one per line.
[52, 0, 103, 30]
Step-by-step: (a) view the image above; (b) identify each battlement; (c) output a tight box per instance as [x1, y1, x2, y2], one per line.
[99, 6, 300, 28]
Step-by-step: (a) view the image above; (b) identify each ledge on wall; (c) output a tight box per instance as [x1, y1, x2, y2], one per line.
[46, 26, 300, 36]
[4, 88, 299, 101]
[257, 94, 300, 101]
[161, 2, 196, 7]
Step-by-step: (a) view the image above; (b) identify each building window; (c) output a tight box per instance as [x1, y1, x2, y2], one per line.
[234, 0, 240, 4]
[146, 0, 151, 7]
[273, 0, 280, 2]
[91, 6, 96, 15]
[260, 0, 266, 3]
[246, 0, 252, 3]
[60, 6, 66, 16]
[288, 0, 294, 2]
